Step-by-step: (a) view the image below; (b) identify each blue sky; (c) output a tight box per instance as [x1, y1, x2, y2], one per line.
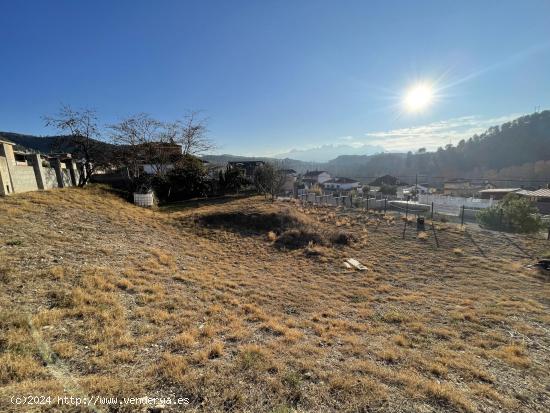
[1, 0, 549, 158]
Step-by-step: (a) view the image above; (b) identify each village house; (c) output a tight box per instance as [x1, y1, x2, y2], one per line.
[478, 188, 521, 200]
[322, 177, 360, 191]
[139, 142, 185, 175]
[302, 170, 331, 188]
[370, 174, 402, 187]
[443, 179, 494, 197]
[516, 188, 550, 214]
[227, 161, 265, 180]
[364, 185, 381, 194]
[398, 184, 431, 198]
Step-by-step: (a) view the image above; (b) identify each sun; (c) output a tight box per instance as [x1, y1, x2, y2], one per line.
[403, 82, 434, 112]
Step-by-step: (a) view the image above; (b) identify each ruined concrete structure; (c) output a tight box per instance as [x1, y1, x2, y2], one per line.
[0, 139, 81, 196]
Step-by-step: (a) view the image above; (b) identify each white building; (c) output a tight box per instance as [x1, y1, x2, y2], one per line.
[323, 177, 360, 191]
[302, 170, 331, 187]
[399, 184, 430, 198]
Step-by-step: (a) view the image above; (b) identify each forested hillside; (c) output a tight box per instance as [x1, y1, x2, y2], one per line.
[0, 132, 115, 154]
[326, 111, 550, 183]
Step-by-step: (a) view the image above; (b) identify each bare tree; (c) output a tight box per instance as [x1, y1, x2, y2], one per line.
[164, 111, 214, 156]
[253, 163, 287, 201]
[44, 104, 109, 186]
[109, 113, 165, 181]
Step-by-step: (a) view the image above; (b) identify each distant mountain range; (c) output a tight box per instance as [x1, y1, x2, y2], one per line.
[273, 143, 384, 162]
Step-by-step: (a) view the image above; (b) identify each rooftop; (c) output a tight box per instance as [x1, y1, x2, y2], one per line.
[303, 170, 328, 177]
[478, 188, 521, 194]
[521, 188, 550, 198]
[228, 161, 265, 166]
[324, 177, 359, 184]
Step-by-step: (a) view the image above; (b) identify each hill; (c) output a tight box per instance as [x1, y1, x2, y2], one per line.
[0, 132, 115, 155]
[208, 111, 550, 184]
[0, 186, 548, 412]
[322, 111, 550, 183]
[4, 110, 550, 185]
[273, 143, 385, 162]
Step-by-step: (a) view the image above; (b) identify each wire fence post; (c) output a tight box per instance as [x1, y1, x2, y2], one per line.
[384, 198, 387, 214]
[402, 197, 409, 239]
[461, 204, 465, 227]
[432, 218, 439, 248]
[547, 226, 550, 241]
[366, 196, 369, 212]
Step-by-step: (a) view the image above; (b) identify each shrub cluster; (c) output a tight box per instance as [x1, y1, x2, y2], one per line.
[476, 193, 543, 233]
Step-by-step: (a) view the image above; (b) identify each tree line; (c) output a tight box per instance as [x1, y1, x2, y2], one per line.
[43, 104, 288, 201]
[43, 105, 213, 193]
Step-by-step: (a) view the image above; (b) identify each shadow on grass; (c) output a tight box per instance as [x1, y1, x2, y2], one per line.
[159, 193, 255, 213]
[85, 183, 133, 201]
[464, 230, 488, 258]
[197, 210, 303, 235]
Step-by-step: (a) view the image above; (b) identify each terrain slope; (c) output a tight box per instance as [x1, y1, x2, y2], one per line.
[0, 187, 548, 412]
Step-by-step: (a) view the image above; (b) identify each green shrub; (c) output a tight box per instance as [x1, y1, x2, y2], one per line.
[379, 185, 397, 195]
[477, 193, 543, 233]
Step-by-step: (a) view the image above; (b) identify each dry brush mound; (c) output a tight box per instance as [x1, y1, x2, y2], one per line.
[195, 202, 356, 250]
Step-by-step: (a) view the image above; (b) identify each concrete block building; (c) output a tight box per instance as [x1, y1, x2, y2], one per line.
[0, 139, 80, 196]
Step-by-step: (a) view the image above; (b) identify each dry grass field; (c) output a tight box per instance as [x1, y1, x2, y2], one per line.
[0, 186, 549, 412]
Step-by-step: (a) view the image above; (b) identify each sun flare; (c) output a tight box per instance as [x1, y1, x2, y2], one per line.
[403, 83, 434, 112]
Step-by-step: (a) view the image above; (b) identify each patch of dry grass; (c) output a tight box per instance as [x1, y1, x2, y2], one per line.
[0, 186, 548, 413]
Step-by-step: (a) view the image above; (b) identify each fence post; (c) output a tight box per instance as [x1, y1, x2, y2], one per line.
[402, 198, 409, 239]
[547, 226, 550, 241]
[461, 205, 465, 227]
[366, 196, 369, 211]
[431, 214, 439, 248]
[384, 198, 387, 214]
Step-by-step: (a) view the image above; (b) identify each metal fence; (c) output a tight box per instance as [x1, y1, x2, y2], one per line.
[296, 192, 489, 224]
